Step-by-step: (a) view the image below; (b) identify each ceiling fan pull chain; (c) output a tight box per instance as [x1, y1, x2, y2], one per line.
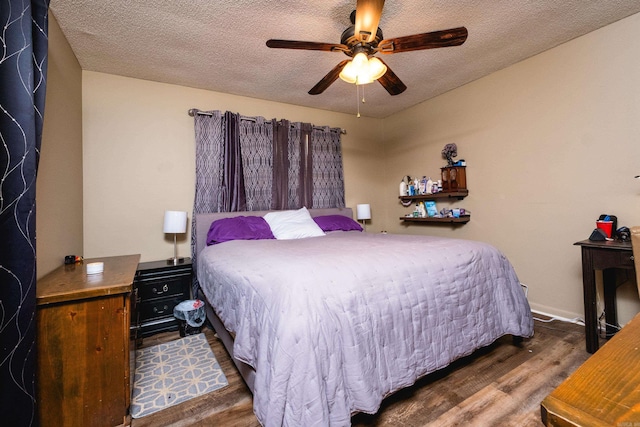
[356, 83, 361, 118]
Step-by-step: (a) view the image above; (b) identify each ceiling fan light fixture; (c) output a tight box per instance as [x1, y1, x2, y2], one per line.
[368, 57, 387, 80]
[339, 52, 387, 85]
[339, 60, 358, 84]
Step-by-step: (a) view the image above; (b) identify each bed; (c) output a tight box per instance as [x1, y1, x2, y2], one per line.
[194, 207, 534, 427]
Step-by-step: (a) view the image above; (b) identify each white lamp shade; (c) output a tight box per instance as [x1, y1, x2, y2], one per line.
[356, 204, 371, 221]
[163, 211, 187, 233]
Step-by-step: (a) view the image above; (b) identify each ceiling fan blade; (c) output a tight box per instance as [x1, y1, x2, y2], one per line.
[377, 27, 468, 54]
[354, 0, 385, 43]
[308, 60, 350, 95]
[266, 39, 349, 52]
[376, 59, 406, 95]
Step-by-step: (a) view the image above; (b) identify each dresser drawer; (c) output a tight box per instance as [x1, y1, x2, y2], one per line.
[138, 295, 184, 321]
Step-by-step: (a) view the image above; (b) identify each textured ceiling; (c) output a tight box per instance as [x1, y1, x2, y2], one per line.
[50, 0, 640, 119]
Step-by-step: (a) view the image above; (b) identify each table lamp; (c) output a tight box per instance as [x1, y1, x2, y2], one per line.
[164, 210, 187, 265]
[356, 204, 371, 232]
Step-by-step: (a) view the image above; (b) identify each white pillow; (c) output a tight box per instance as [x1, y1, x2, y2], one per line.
[264, 207, 326, 240]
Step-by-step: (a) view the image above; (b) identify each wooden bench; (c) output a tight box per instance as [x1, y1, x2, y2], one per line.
[541, 312, 640, 426]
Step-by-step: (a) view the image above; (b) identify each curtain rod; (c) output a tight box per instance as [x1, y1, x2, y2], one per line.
[188, 109, 347, 135]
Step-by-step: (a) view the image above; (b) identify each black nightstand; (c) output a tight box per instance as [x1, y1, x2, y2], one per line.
[131, 258, 192, 341]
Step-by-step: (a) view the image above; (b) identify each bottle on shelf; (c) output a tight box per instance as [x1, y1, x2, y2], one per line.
[419, 176, 427, 195]
[418, 202, 427, 218]
[399, 179, 407, 196]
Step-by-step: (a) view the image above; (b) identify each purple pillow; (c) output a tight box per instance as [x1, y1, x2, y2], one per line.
[313, 215, 363, 232]
[206, 216, 275, 245]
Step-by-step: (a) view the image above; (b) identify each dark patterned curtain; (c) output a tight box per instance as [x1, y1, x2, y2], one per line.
[193, 110, 224, 214]
[272, 119, 289, 210]
[190, 110, 344, 294]
[293, 123, 314, 208]
[286, 122, 303, 209]
[0, 1, 50, 426]
[191, 110, 343, 215]
[222, 112, 246, 212]
[311, 126, 345, 208]
[286, 123, 344, 209]
[240, 116, 273, 211]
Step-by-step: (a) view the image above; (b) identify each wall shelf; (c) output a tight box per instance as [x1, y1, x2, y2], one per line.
[399, 189, 469, 225]
[399, 189, 468, 202]
[400, 215, 470, 224]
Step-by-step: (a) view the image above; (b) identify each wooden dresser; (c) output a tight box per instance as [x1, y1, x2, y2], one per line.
[541, 311, 640, 426]
[37, 254, 140, 427]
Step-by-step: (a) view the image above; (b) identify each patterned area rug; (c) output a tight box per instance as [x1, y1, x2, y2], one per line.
[131, 333, 228, 418]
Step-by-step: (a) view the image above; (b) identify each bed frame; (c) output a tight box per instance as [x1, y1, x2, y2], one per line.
[194, 207, 354, 392]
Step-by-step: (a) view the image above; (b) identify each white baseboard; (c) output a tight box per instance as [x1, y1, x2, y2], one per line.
[528, 302, 584, 322]
[530, 308, 585, 326]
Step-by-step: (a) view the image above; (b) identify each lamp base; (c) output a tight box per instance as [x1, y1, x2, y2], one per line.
[167, 257, 185, 266]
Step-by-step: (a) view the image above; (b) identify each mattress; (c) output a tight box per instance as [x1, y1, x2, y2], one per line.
[197, 231, 533, 426]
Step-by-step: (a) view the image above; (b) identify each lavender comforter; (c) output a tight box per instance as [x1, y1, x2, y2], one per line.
[197, 232, 533, 426]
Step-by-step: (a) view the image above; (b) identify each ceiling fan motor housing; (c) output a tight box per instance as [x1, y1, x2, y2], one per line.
[340, 25, 384, 57]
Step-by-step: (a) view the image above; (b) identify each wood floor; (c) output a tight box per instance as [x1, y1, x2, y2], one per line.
[130, 317, 592, 427]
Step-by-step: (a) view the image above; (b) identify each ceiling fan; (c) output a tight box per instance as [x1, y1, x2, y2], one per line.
[266, 0, 468, 96]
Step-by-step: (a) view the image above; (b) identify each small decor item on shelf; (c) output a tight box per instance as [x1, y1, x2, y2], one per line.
[439, 207, 468, 218]
[441, 165, 467, 192]
[425, 201, 437, 217]
[442, 143, 458, 166]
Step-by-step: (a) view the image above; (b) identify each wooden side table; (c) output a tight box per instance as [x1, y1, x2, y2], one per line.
[574, 239, 635, 353]
[37, 254, 140, 427]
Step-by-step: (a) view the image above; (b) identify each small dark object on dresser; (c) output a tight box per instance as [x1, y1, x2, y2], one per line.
[589, 228, 608, 241]
[615, 226, 631, 242]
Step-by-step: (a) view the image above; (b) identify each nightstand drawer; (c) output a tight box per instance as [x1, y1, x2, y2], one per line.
[138, 296, 183, 321]
[137, 276, 188, 300]
[138, 317, 180, 338]
[592, 248, 636, 270]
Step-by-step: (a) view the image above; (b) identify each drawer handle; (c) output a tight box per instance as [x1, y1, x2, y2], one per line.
[153, 305, 169, 315]
[152, 284, 170, 295]
[631, 255, 635, 261]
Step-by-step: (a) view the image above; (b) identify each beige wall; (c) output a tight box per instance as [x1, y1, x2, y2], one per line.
[383, 12, 640, 323]
[61, 11, 640, 323]
[81, 72, 385, 263]
[37, 11, 83, 277]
